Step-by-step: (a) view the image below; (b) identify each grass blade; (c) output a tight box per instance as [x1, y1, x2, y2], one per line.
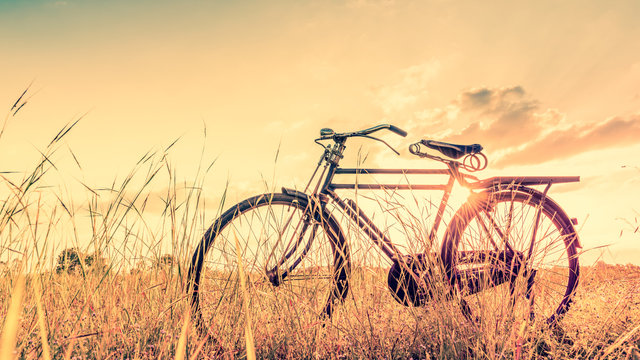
[0, 274, 25, 360]
[33, 276, 52, 360]
[233, 230, 256, 360]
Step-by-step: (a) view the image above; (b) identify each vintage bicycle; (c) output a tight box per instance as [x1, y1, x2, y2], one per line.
[187, 124, 581, 342]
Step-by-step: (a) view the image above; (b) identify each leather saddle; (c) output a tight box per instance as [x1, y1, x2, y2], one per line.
[421, 140, 483, 159]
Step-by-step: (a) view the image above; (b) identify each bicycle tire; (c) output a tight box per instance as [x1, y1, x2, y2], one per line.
[441, 187, 579, 326]
[187, 192, 349, 350]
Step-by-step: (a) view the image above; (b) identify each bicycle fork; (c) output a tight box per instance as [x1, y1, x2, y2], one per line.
[264, 212, 319, 286]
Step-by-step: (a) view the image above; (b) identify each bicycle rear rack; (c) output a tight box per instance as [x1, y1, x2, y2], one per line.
[469, 176, 580, 189]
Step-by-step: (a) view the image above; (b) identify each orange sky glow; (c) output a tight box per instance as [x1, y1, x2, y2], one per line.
[1, 0, 640, 266]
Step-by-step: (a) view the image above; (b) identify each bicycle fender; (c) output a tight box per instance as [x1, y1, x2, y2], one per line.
[281, 187, 309, 201]
[281, 187, 328, 215]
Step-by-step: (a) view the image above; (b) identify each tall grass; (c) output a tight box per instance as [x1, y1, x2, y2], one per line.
[1, 90, 639, 359]
[0, 87, 211, 358]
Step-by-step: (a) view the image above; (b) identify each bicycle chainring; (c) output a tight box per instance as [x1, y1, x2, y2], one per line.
[387, 253, 435, 307]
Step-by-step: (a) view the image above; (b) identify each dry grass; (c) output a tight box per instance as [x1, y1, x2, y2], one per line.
[1, 263, 639, 359]
[1, 89, 640, 359]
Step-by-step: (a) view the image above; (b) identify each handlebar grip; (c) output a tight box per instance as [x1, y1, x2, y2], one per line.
[388, 125, 408, 137]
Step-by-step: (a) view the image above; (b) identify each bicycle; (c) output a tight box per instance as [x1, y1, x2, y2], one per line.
[187, 124, 581, 346]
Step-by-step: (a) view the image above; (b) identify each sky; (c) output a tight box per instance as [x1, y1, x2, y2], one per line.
[1, 0, 640, 265]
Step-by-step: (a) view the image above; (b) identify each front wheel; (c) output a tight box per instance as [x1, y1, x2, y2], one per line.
[441, 188, 580, 327]
[187, 193, 349, 352]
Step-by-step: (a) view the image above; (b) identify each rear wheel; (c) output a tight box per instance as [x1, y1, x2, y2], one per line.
[442, 189, 579, 327]
[187, 193, 349, 353]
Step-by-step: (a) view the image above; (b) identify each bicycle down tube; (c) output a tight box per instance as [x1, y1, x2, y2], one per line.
[313, 162, 466, 263]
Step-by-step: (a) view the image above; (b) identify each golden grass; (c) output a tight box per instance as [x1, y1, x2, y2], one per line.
[32, 276, 52, 360]
[2, 263, 639, 359]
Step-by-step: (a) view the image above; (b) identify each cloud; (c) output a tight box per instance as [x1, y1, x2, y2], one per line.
[411, 85, 555, 150]
[406, 85, 640, 167]
[497, 115, 640, 166]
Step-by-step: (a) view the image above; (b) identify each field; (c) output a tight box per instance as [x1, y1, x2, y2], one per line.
[2, 99, 640, 359]
[1, 260, 640, 359]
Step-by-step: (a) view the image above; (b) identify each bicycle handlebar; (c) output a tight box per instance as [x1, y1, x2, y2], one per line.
[319, 124, 407, 140]
[361, 124, 408, 137]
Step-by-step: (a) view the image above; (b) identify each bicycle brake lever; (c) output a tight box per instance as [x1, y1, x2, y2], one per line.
[359, 135, 400, 155]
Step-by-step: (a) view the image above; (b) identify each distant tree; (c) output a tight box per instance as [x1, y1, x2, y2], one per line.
[56, 248, 82, 274]
[56, 248, 107, 274]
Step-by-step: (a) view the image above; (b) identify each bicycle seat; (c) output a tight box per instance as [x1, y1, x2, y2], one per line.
[421, 140, 483, 159]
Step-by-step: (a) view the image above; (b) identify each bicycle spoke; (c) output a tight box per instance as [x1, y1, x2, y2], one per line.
[190, 194, 343, 347]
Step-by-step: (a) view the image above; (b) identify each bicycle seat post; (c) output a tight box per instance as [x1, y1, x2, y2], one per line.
[448, 162, 469, 188]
